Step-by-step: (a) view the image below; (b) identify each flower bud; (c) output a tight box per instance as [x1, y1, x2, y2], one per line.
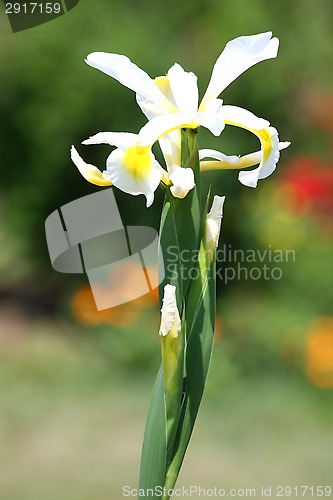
[205, 195, 225, 250]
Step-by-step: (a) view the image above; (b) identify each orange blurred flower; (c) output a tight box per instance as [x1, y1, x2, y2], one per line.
[71, 284, 138, 327]
[306, 317, 333, 388]
[71, 261, 159, 327]
[214, 313, 223, 343]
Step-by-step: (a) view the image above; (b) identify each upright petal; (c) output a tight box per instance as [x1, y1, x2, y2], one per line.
[200, 32, 279, 109]
[70, 146, 112, 186]
[166, 64, 199, 116]
[136, 75, 179, 120]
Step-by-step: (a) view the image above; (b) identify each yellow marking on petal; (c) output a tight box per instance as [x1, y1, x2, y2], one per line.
[200, 154, 260, 171]
[122, 145, 152, 180]
[155, 76, 172, 95]
[84, 168, 113, 186]
[161, 170, 171, 186]
[224, 120, 273, 161]
[257, 128, 273, 161]
[71, 146, 112, 186]
[154, 76, 178, 114]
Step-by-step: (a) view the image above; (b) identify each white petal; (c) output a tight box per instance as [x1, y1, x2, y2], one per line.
[85, 52, 169, 107]
[136, 91, 182, 168]
[135, 95, 182, 167]
[278, 141, 291, 151]
[135, 75, 179, 120]
[82, 131, 137, 148]
[158, 130, 181, 169]
[169, 165, 195, 199]
[70, 146, 112, 186]
[104, 147, 163, 207]
[136, 93, 166, 120]
[166, 64, 199, 116]
[200, 141, 290, 173]
[200, 32, 279, 109]
[206, 195, 226, 249]
[199, 149, 239, 164]
[220, 105, 270, 130]
[238, 127, 280, 188]
[137, 113, 199, 147]
[159, 284, 181, 338]
[218, 105, 287, 188]
[197, 99, 225, 136]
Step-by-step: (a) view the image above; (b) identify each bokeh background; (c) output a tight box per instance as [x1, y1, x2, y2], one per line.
[1, 0, 333, 498]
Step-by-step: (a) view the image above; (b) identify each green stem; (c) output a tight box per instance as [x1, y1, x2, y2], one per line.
[138, 127, 217, 500]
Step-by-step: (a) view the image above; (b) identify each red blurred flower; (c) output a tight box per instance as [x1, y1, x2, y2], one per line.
[281, 156, 333, 214]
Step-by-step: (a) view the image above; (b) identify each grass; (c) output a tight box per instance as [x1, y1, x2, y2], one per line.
[0, 311, 332, 499]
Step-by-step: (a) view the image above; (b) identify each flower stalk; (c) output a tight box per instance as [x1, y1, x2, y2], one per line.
[139, 128, 222, 500]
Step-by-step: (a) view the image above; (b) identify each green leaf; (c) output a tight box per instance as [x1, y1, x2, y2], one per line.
[163, 210, 217, 495]
[158, 196, 184, 308]
[138, 368, 167, 497]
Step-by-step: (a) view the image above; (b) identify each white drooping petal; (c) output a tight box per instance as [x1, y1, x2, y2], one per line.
[220, 105, 270, 130]
[200, 32, 279, 109]
[206, 195, 226, 249]
[82, 131, 137, 148]
[169, 165, 195, 199]
[199, 149, 239, 164]
[278, 141, 291, 151]
[200, 142, 291, 173]
[103, 146, 163, 207]
[238, 127, 280, 188]
[159, 284, 181, 338]
[218, 105, 288, 188]
[166, 64, 199, 116]
[70, 146, 112, 186]
[85, 52, 170, 108]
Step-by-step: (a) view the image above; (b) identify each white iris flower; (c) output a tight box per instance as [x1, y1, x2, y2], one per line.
[71, 32, 289, 205]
